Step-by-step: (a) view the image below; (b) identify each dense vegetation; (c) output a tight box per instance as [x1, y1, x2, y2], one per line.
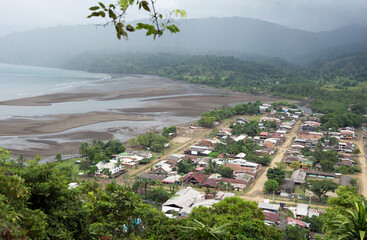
[127, 131, 169, 152]
[0, 148, 285, 240]
[79, 139, 126, 163]
[198, 102, 261, 128]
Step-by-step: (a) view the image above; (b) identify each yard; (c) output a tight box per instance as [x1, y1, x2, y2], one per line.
[54, 158, 82, 178]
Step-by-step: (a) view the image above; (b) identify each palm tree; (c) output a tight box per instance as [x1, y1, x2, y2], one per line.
[328, 200, 367, 239]
[179, 219, 229, 240]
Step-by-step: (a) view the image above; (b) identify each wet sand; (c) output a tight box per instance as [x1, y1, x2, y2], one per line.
[0, 74, 283, 159]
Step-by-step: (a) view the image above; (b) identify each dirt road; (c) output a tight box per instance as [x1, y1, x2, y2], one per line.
[244, 119, 301, 199]
[353, 130, 367, 197]
[125, 117, 236, 177]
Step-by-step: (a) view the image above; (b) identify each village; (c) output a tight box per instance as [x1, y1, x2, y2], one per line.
[70, 101, 366, 239]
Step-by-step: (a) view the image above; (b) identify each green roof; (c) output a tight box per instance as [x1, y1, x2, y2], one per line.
[301, 160, 313, 165]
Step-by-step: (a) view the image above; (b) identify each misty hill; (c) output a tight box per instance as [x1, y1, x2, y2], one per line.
[308, 52, 367, 81]
[0, 17, 367, 67]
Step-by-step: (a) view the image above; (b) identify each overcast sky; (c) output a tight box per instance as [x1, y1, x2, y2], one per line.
[1, 0, 366, 36]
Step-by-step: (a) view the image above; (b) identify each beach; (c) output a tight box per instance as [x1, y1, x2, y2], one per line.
[0, 74, 282, 159]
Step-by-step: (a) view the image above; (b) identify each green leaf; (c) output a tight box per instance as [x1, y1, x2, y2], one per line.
[99, 11, 106, 18]
[87, 12, 100, 18]
[89, 6, 100, 11]
[119, 0, 128, 10]
[142, 1, 150, 12]
[98, 2, 106, 9]
[108, 9, 117, 20]
[126, 24, 135, 32]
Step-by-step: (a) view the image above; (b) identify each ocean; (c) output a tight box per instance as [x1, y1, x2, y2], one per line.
[0, 63, 106, 101]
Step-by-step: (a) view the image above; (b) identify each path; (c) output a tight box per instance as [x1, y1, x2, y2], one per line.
[244, 119, 302, 200]
[353, 130, 367, 197]
[125, 117, 236, 177]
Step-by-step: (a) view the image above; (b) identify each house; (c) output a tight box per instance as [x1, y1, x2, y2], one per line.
[260, 117, 281, 123]
[298, 131, 323, 140]
[304, 121, 321, 127]
[218, 178, 248, 190]
[263, 212, 280, 225]
[264, 138, 279, 148]
[340, 129, 355, 139]
[162, 187, 201, 217]
[291, 169, 307, 184]
[279, 180, 295, 195]
[300, 160, 313, 170]
[301, 124, 315, 132]
[199, 139, 222, 148]
[201, 178, 218, 188]
[233, 134, 248, 142]
[260, 132, 269, 139]
[184, 145, 213, 156]
[139, 173, 166, 181]
[164, 154, 184, 165]
[304, 170, 337, 179]
[224, 159, 261, 174]
[153, 160, 174, 174]
[235, 152, 247, 159]
[183, 172, 207, 185]
[296, 204, 309, 218]
[162, 174, 182, 184]
[162, 188, 235, 218]
[96, 160, 123, 175]
[258, 201, 280, 213]
[287, 217, 309, 228]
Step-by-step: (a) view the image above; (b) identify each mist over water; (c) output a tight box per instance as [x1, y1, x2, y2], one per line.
[0, 63, 106, 101]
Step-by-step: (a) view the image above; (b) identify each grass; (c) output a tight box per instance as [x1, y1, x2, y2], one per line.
[54, 158, 82, 178]
[293, 185, 305, 195]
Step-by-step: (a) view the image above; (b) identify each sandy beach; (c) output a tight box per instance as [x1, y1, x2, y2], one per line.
[0, 74, 283, 159]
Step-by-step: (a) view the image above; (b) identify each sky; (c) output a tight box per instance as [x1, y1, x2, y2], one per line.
[0, 0, 366, 36]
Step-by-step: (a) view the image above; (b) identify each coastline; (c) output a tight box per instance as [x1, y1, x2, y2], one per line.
[0, 74, 285, 159]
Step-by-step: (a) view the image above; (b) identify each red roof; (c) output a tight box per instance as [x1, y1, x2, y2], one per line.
[287, 217, 307, 228]
[260, 132, 269, 136]
[187, 172, 207, 184]
[182, 172, 194, 182]
[201, 178, 218, 188]
[264, 212, 280, 223]
[195, 167, 205, 171]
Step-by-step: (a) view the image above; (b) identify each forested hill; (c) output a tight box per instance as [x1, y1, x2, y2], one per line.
[64, 53, 286, 92]
[308, 52, 367, 81]
[0, 17, 367, 67]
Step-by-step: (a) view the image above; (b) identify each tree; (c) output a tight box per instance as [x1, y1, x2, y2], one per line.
[79, 160, 91, 173]
[187, 197, 284, 239]
[304, 216, 323, 233]
[88, 0, 186, 40]
[302, 179, 338, 202]
[289, 161, 300, 170]
[179, 219, 229, 240]
[320, 159, 335, 172]
[217, 166, 234, 178]
[286, 225, 308, 240]
[55, 153, 62, 162]
[327, 199, 367, 240]
[328, 186, 365, 208]
[199, 116, 216, 128]
[79, 142, 88, 156]
[264, 179, 279, 193]
[266, 167, 285, 184]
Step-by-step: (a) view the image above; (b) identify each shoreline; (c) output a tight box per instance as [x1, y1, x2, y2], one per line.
[0, 74, 287, 159]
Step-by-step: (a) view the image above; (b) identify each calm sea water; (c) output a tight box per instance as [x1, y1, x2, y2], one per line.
[0, 63, 106, 101]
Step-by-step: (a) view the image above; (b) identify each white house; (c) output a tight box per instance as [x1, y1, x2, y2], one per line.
[96, 159, 122, 175]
